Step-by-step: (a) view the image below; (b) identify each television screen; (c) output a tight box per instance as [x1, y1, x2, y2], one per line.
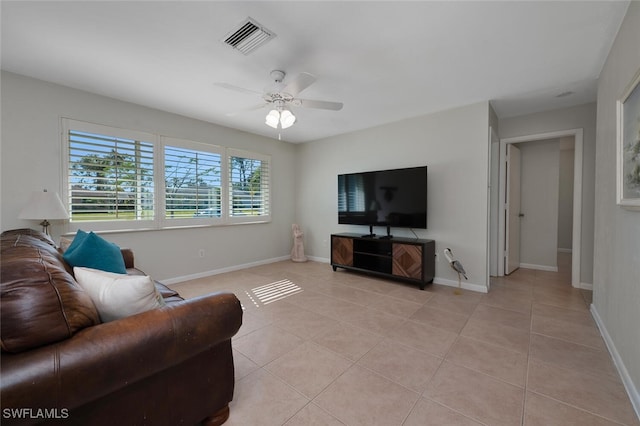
[338, 166, 427, 229]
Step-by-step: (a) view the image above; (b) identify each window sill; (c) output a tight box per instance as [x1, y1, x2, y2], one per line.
[62, 219, 271, 237]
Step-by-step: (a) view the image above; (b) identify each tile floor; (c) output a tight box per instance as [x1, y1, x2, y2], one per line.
[170, 254, 639, 426]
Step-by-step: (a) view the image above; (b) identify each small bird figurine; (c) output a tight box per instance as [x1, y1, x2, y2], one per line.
[443, 248, 467, 295]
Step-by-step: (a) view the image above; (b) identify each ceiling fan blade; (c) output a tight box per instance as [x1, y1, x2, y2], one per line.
[214, 82, 262, 97]
[294, 98, 344, 111]
[225, 103, 266, 117]
[282, 72, 316, 97]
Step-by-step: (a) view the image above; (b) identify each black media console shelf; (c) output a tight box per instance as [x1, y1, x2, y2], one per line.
[330, 233, 435, 290]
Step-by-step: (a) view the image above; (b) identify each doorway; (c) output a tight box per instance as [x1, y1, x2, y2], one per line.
[506, 143, 522, 275]
[493, 129, 583, 288]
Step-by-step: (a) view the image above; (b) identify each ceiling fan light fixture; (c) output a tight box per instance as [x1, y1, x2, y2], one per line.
[265, 109, 280, 128]
[219, 70, 341, 131]
[280, 109, 296, 129]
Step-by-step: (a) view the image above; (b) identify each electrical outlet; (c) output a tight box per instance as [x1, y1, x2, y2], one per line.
[198, 249, 205, 258]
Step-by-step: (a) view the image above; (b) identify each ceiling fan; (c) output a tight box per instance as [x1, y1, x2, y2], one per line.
[215, 70, 343, 129]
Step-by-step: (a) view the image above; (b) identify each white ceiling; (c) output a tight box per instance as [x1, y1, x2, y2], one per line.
[1, 1, 630, 143]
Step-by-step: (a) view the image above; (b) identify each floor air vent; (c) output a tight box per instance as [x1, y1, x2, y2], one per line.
[223, 18, 275, 55]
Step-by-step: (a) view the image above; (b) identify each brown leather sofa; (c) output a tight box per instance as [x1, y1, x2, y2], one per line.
[0, 229, 243, 425]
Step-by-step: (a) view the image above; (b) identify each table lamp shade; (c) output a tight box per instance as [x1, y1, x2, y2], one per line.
[19, 190, 69, 221]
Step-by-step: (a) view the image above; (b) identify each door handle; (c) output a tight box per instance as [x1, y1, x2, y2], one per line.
[518, 213, 525, 217]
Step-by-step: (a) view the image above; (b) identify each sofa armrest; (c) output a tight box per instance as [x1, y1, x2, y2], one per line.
[120, 248, 135, 269]
[0, 291, 242, 411]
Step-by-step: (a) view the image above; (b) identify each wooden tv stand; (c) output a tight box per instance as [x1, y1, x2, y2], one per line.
[330, 233, 435, 290]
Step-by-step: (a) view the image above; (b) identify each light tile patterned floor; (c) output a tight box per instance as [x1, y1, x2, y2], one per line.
[170, 254, 639, 426]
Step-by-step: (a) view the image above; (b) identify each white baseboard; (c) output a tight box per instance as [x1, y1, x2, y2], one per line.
[520, 263, 558, 272]
[164, 256, 489, 295]
[319, 260, 489, 294]
[557, 248, 573, 253]
[163, 255, 290, 285]
[433, 277, 488, 293]
[579, 282, 593, 291]
[591, 305, 640, 420]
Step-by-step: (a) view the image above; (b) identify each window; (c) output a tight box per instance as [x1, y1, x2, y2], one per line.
[163, 137, 223, 224]
[64, 121, 155, 230]
[228, 149, 271, 222]
[62, 119, 271, 231]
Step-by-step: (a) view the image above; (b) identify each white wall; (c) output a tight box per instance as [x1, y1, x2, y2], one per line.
[0, 72, 297, 281]
[295, 102, 491, 290]
[593, 1, 640, 414]
[558, 144, 575, 251]
[518, 139, 560, 270]
[499, 103, 596, 284]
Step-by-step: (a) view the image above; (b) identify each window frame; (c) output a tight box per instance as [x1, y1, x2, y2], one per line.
[61, 119, 272, 232]
[62, 119, 159, 232]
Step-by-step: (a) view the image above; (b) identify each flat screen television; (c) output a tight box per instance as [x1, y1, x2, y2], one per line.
[338, 166, 427, 232]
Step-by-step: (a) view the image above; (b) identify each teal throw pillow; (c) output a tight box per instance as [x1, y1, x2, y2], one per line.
[63, 231, 127, 274]
[63, 229, 88, 256]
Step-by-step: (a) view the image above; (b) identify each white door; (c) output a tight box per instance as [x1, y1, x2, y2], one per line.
[506, 144, 521, 274]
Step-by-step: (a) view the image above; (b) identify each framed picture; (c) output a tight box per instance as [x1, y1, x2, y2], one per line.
[617, 68, 640, 209]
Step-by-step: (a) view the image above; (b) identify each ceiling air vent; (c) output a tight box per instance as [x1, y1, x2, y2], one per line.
[223, 18, 276, 55]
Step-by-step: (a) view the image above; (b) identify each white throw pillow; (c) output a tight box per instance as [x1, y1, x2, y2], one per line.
[73, 267, 166, 322]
